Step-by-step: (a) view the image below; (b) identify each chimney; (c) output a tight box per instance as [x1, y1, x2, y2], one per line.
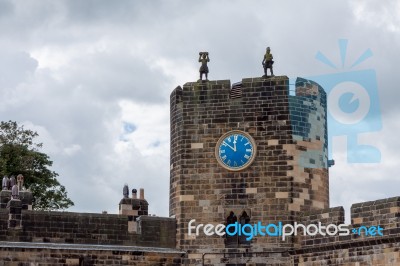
[132, 189, 137, 199]
[139, 188, 144, 200]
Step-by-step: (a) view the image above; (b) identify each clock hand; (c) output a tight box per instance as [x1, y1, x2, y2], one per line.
[233, 140, 237, 152]
[222, 141, 235, 151]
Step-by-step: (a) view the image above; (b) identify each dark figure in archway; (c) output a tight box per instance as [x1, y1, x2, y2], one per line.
[225, 211, 238, 247]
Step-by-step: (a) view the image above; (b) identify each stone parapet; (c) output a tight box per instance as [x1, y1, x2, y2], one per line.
[0, 210, 177, 248]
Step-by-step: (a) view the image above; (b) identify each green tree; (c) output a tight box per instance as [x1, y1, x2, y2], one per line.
[0, 120, 74, 210]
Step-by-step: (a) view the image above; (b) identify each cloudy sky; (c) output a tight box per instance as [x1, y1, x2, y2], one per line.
[0, 0, 399, 222]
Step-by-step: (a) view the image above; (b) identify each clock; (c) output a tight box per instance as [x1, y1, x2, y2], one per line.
[215, 130, 256, 171]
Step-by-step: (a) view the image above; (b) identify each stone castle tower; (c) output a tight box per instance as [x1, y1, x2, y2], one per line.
[170, 76, 330, 263]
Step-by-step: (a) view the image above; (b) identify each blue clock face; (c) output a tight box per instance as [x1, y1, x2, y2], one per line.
[215, 130, 256, 171]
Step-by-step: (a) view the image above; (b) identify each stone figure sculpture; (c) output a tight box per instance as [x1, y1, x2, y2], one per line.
[198, 52, 210, 81]
[262, 47, 274, 77]
[123, 184, 129, 198]
[10, 175, 16, 189]
[11, 184, 19, 199]
[17, 174, 24, 190]
[2, 176, 9, 190]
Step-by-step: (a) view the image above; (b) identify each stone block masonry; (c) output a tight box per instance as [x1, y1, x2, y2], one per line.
[0, 242, 185, 265]
[187, 196, 400, 265]
[0, 210, 176, 248]
[292, 197, 400, 266]
[0, 209, 182, 265]
[170, 76, 329, 262]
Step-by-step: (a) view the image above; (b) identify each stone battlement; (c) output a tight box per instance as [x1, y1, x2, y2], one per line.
[0, 185, 183, 265]
[289, 196, 400, 265]
[299, 196, 400, 232]
[351, 196, 400, 228]
[0, 209, 176, 248]
[171, 76, 289, 107]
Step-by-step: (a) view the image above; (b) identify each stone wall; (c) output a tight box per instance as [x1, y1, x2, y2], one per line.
[185, 196, 400, 265]
[293, 241, 400, 266]
[292, 196, 400, 266]
[351, 196, 400, 229]
[297, 197, 400, 248]
[0, 210, 176, 248]
[0, 242, 184, 266]
[0, 196, 396, 265]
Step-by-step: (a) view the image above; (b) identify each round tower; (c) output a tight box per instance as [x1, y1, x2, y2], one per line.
[170, 76, 329, 261]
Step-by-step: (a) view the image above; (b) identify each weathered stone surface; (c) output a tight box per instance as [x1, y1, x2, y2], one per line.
[170, 77, 329, 256]
[0, 210, 176, 249]
[0, 242, 184, 265]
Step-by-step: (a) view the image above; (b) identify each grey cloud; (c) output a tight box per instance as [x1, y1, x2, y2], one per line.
[62, 51, 168, 103]
[0, 51, 38, 88]
[0, 0, 13, 18]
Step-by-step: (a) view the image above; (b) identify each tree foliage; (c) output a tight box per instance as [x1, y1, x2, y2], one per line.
[0, 120, 74, 210]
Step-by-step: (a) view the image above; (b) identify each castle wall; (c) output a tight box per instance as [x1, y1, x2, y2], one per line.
[293, 241, 400, 266]
[0, 242, 184, 265]
[0, 191, 396, 265]
[292, 196, 400, 266]
[0, 210, 176, 248]
[194, 197, 400, 265]
[351, 196, 400, 228]
[297, 197, 400, 248]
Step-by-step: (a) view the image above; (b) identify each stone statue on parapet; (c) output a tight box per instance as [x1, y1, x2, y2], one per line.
[17, 174, 24, 190]
[123, 184, 129, 198]
[2, 176, 9, 190]
[198, 52, 210, 81]
[10, 175, 16, 189]
[262, 47, 274, 77]
[11, 184, 19, 199]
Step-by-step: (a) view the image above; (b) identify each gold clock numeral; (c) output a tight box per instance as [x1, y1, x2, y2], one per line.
[246, 149, 252, 153]
[244, 154, 250, 159]
[221, 155, 227, 161]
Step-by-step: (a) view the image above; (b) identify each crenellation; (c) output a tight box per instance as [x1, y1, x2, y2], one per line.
[351, 196, 400, 228]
